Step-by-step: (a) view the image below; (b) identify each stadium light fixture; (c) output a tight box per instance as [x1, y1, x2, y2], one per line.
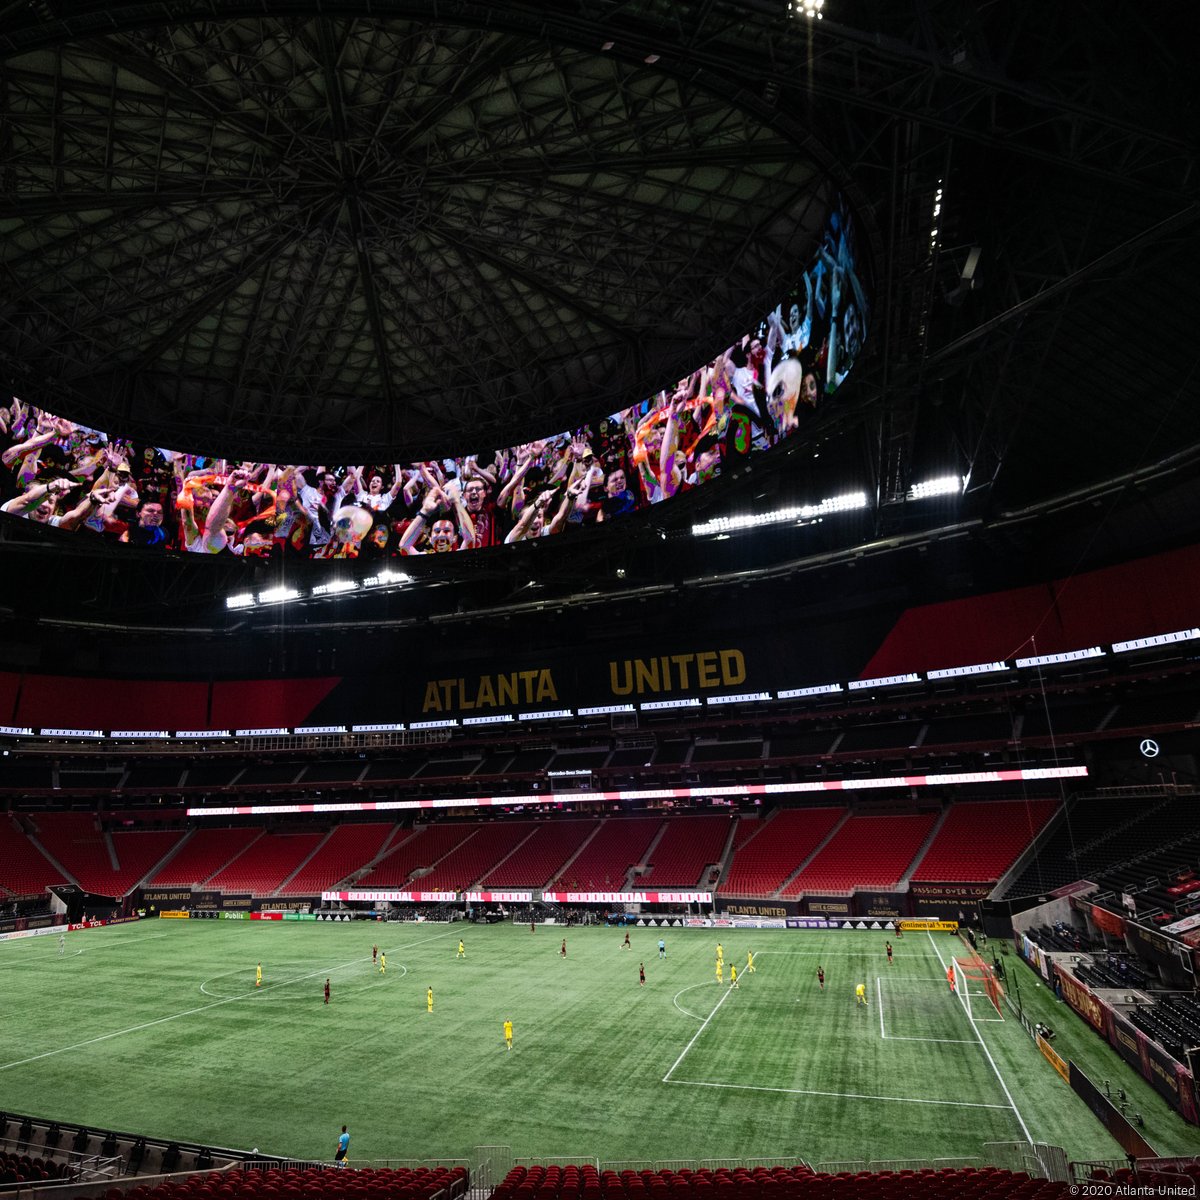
[0, 725, 34, 736]
[311, 580, 358, 597]
[175, 730, 231, 739]
[1015, 647, 1104, 668]
[578, 704, 636, 716]
[235, 727, 289, 736]
[225, 593, 255, 610]
[363, 570, 410, 588]
[462, 714, 516, 726]
[705, 691, 772, 706]
[788, 0, 824, 17]
[907, 475, 966, 500]
[410, 718, 458, 729]
[257, 586, 299, 604]
[1112, 628, 1200, 653]
[518, 708, 574, 721]
[777, 683, 844, 699]
[351, 723, 405, 733]
[40, 727, 105, 738]
[927, 661, 1008, 680]
[112, 730, 169, 739]
[691, 491, 868, 537]
[294, 724, 346, 735]
[641, 697, 702, 711]
[848, 672, 922, 691]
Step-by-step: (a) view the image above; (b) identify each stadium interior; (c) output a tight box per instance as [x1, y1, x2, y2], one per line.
[1, 1, 1199, 1196]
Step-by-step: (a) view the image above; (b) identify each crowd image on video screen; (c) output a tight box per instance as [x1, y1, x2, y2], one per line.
[0, 203, 867, 561]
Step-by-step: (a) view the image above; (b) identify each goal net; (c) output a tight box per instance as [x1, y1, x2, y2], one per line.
[954, 955, 1004, 1018]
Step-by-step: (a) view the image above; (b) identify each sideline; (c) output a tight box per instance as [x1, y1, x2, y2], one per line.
[926, 931, 1033, 1143]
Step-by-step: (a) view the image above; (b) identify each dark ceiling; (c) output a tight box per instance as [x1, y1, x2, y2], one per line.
[0, 0, 1198, 631]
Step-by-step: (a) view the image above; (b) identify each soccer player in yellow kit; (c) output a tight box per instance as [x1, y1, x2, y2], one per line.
[503, 1019, 513, 1050]
[256, 963, 262, 989]
[746, 950, 755, 974]
[716, 960, 723, 985]
[716, 943, 723, 964]
[427, 987, 434, 1013]
[855, 982, 867, 1006]
[457, 939, 466, 959]
[730, 964, 739, 989]
[379, 952, 386, 975]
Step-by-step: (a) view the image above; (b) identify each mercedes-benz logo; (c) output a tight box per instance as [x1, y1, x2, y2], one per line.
[1140, 738, 1160, 758]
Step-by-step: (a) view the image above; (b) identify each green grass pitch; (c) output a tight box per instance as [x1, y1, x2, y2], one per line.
[3, 920, 1198, 1167]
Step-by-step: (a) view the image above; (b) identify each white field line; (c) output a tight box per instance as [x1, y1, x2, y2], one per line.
[662, 979, 736, 1082]
[1, 930, 172, 959]
[886, 1036, 979, 1044]
[0, 931, 451, 1073]
[877, 975, 973, 1043]
[962, 983, 1004, 1021]
[672, 982, 712, 1022]
[664, 1078, 1012, 1111]
[926, 932, 1033, 1143]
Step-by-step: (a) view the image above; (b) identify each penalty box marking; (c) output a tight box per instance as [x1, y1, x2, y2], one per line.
[665, 1078, 1011, 1111]
[876, 976, 976, 1044]
[0, 931, 452, 1074]
[664, 965, 993, 1112]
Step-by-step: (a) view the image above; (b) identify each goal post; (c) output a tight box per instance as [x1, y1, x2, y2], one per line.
[954, 955, 1005, 1018]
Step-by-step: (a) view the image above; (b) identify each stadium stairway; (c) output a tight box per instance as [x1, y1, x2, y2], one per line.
[467, 823, 541, 889]
[771, 810, 851, 898]
[638, 814, 734, 889]
[141, 828, 194, 885]
[196, 829, 267, 888]
[357, 824, 478, 888]
[337, 826, 414, 889]
[549, 816, 662, 892]
[0, 814, 70, 895]
[546, 821, 605, 888]
[274, 827, 337, 894]
[895, 806, 951, 888]
[717, 808, 845, 899]
[21, 824, 79, 890]
[632, 821, 669, 885]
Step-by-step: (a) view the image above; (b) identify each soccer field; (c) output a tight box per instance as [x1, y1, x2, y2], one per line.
[3, 920, 1198, 1167]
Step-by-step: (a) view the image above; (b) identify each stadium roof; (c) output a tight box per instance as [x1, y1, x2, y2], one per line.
[1, 0, 1198, 623]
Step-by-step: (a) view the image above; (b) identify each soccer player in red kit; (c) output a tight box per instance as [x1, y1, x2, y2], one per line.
[623, 931, 631, 950]
[372, 945, 378, 965]
[817, 966, 825, 991]
[560, 938, 567, 958]
[886, 941, 893, 965]
[639, 963, 646, 986]
[324, 978, 330, 1004]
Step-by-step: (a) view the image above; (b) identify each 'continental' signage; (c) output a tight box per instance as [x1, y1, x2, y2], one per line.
[158, 910, 190, 919]
[898, 919, 959, 932]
